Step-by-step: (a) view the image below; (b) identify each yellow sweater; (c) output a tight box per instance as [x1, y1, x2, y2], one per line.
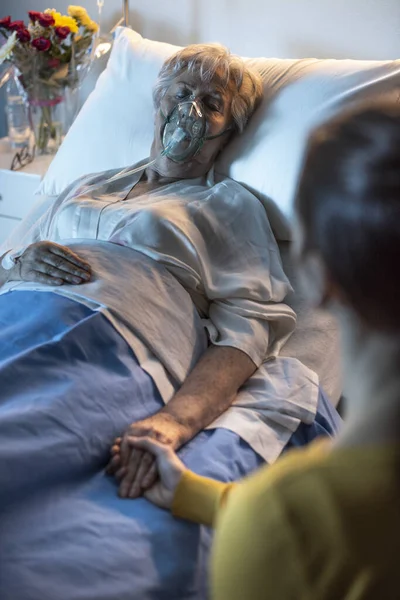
[172, 441, 400, 600]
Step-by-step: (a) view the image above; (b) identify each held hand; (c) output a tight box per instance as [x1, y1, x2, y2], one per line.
[11, 241, 91, 286]
[107, 436, 186, 509]
[130, 437, 187, 509]
[106, 412, 189, 500]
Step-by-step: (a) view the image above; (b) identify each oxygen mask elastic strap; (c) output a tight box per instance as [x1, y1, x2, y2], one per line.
[78, 98, 231, 195]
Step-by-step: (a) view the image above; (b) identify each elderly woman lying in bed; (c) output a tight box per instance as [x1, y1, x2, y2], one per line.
[0, 44, 329, 503]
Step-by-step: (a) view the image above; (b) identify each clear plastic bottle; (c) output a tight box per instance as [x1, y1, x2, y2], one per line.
[5, 68, 31, 149]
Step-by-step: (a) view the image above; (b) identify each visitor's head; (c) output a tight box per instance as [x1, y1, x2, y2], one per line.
[294, 102, 400, 336]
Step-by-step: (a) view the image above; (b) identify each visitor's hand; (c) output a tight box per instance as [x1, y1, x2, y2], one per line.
[126, 437, 187, 509]
[11, 241, 91, 285]
[107, 412, 189, 499]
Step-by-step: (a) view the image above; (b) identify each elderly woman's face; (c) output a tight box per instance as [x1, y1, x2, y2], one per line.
[151, 71, 233, 179]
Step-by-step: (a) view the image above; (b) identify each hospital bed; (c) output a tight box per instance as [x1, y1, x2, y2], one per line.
[0, 21, 399, 600]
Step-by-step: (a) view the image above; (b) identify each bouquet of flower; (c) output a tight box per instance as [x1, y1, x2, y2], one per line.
[0, 6, 99, 153]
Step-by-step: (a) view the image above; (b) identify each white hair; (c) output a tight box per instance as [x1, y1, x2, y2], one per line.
[153, 44, 263, 133]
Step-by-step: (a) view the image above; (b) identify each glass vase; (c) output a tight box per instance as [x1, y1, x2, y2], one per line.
[29, 89, 69, 156]
[5, 66, 31, 150]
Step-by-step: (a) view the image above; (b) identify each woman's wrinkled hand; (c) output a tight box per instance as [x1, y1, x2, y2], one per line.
[108, 436, 187, 509]
[11, 241, 92, 286]
[106, 412, 189, 500]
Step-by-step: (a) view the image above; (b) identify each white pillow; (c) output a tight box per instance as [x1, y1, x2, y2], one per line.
[39, 27, 400, 239]
[218, 57, 400, 238]
[39, 29, 176, 196]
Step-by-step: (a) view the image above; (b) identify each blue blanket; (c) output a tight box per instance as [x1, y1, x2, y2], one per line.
[0, 292, 340, 600]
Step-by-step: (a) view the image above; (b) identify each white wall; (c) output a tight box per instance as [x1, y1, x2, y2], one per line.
[138, 0, 400, 60]
[1, 0, 399, 135]
[2, 0, 399, 58]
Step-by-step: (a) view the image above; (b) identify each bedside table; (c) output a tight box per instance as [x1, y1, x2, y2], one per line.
[0, 138, 53, 245]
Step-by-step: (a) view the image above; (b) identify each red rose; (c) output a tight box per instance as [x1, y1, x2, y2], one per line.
[31, 37, 51, 52]
[38, 14, 55, 27]
[0, 16, 11, 29]
[17, 28, 31, 43]
[9, 20, 25, 31]
[48, 57, 60, 69]
[55, 26, 70, 39]
[28, 11, 42, 22]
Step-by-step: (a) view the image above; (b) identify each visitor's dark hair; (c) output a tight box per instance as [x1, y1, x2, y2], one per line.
[296, 102, 400, 331]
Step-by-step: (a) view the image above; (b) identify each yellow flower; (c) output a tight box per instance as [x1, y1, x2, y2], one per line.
[68, 6, 88, 20]
[45, 8, 59, 22]
[45, 9, 79, 33]
[78, 13, 91, 27]
[59, 16, 79, 33]
[85, 20, 99, 33]
[67, 6, 98, 32]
